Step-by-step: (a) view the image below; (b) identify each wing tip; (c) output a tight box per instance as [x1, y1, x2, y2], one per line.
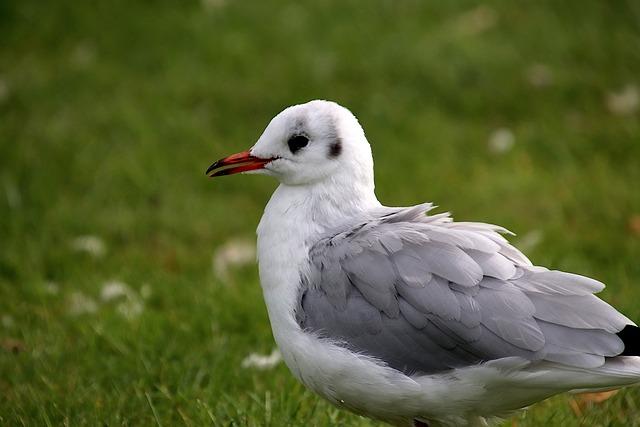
[617, 324, 640, 356]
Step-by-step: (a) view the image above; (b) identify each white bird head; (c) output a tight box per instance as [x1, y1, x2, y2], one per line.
[207, 100, 375, 188]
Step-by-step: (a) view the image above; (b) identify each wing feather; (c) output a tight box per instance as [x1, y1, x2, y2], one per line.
[298, 205, 630, 375]
[396, 275, 460, 320]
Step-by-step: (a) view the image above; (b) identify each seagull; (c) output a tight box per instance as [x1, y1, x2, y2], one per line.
[206, 100, 640, 426]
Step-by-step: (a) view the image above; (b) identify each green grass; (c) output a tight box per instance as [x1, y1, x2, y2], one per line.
[1, 0, 640, 425]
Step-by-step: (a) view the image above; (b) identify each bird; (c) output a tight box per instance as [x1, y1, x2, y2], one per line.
[206, 100, 640, 426]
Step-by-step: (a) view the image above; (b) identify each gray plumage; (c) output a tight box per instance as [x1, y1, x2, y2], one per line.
[297, 204, 630, 375]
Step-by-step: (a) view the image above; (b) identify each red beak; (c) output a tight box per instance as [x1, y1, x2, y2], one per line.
[206, 150, 273, 177]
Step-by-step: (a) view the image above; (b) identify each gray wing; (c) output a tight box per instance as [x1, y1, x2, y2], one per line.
[297, 203, 631, 375]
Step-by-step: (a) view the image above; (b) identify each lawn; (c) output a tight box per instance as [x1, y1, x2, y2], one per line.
[1, 0, 639, 425]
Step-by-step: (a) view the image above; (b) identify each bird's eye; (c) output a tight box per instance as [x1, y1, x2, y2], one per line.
[287, 135, 309, 154]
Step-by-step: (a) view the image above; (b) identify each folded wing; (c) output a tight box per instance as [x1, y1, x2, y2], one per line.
[296, 204, 632, 375]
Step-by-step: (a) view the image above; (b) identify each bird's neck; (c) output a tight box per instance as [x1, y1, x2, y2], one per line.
[258, 174, 379, 248]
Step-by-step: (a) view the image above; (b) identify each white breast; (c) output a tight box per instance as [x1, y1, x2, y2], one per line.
[255, 184, 427, 424]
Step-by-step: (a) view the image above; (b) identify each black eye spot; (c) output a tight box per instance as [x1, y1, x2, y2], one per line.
[287, 135, 309, 154]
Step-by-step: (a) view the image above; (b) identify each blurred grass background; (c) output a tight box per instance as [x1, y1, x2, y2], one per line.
[1, 0, 640, 425]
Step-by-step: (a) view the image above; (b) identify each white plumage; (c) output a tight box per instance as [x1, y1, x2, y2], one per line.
[207, 100, 640, 426]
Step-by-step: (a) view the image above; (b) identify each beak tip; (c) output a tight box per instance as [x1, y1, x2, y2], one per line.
[205, 161, 219, 176]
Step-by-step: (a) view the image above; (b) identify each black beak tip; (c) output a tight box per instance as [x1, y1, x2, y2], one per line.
[205, 161, 220, 176]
